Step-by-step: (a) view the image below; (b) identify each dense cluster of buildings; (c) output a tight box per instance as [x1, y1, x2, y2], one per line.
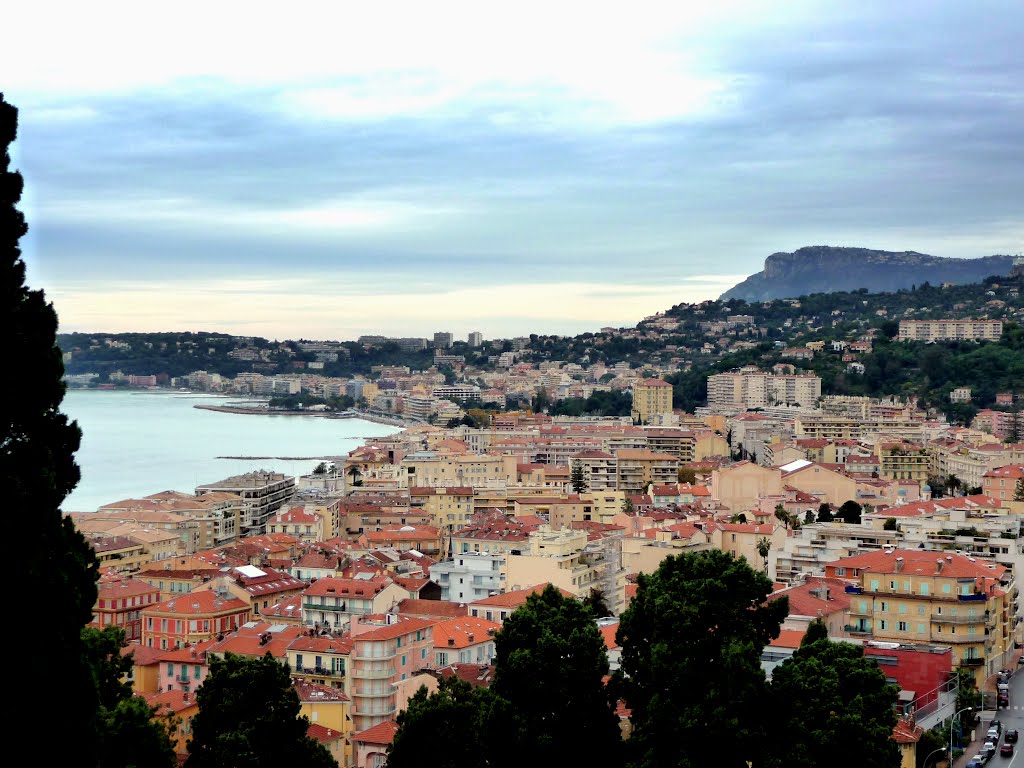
[66, 307, 1024, 766]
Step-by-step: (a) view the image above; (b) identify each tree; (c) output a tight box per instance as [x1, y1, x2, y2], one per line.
[186, 653, 335, 768]
[729, 513, 748, 524]
[817, 503, 835, 523]
[756, 537, 771, 573]
[883, 517, 898, 531]
[803, 509, 815, 525]
[677, 466, 697, 484]
[312, 461, 328, 475]
[583, 587, 612, 618]
[4, 92, 102, 764]
[387, 676, 491, 768]
[346, 463, 363, 488]
[764, 630, 899, 768]
[489, 585, 622, 768]
[83, 625, 177, 767]
[571, 461, 590, 494]
[621, 497, 634, 514]
[774, 503, 791, 530]
[1014, 477, 1024, 502]
[839, 499, 863, 524]
[615, 550, 787, 768]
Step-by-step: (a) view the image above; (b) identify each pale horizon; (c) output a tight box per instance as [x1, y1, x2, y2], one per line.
[4, 1, 1022, 340]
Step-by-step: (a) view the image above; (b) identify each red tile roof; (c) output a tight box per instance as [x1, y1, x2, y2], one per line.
[431, 617, 501, 649]
[470, 583, 575, 608]
[354, 719, 399, 745]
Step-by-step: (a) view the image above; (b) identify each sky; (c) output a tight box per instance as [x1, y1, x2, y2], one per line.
[4, 1, 1023, 342]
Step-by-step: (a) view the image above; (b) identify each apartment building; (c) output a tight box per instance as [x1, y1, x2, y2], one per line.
[287, 634, 353, 691]
[898, 319, 1003, 342]
[707, 367, 821, 410]
[430, 552, 504, 603]
[195, 471, 296, 537]
[825, 549, 1017, 682]
[301, 576, 408, 632]
[90, 577, 162, 642]
[349, 616, 435, 732]
[266, 506, 324, 544]
[505, 526, 607, 603]
[615, 449, 680, 494]
[141, 589, 251, 650]
[983, 465, 1024, 502]
[631, 378, 674, 424]
[571, 450, 618, 492]
[409, 486, 475, 528]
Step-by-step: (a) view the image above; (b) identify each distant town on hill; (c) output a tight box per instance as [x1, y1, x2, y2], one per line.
[59, 269, 1024, 427]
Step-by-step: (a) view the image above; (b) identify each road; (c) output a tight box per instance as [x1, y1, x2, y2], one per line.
[954, 670, 1023, 768]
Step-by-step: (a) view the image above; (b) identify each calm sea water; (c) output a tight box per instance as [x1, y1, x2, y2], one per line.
[60, 390, 400, 511]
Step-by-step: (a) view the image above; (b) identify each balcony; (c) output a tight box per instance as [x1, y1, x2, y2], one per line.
[844, 586, 863, 594]
[844, 624, 872, 635]
[958, 593, 987, 602]
[932, 613, 986, 624]
[961, 657, 985, 667]
[353, 648, 397, 662]
[353, 666, 394, 680]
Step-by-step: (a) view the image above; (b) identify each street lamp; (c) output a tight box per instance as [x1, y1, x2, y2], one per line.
[951, 706, 975, 764]
[924, 746, 948, 768]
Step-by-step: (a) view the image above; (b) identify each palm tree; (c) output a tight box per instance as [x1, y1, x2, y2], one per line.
[346, 464, 363, 488]
[756, 537, 771, 573]
[774, 503, 791, 530]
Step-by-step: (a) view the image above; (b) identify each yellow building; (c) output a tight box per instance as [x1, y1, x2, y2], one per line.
[615, 449, 680, 494]
[410, 486, 475, 528]
[295, 680, 353, 768]
[826, 549, 1017, 683]
[631, 378, 674, 424]
[505, 526, 604, 599]
[711, 523, 785, 573]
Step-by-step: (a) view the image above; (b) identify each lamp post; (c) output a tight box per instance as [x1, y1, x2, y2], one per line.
[924, 746, 948, 768]
[951, 706, 975, 765]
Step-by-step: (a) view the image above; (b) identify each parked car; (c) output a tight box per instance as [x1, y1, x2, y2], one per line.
[971, 753, 990, 766]
[989, 728, 1003, 742]
[998, 695, 1010, 709]
[990, 719, 1003, 732]
[1006, 730, 1019, 743]
[1001, 743, 1014, 757]
[985, 741, 999, 758]
[968, 758, 986, 768]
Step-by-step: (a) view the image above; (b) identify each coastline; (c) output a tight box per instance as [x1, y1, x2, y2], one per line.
[193, 403, 412, 429]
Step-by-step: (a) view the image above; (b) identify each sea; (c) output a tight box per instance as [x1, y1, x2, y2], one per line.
[59, 389, 401, 512]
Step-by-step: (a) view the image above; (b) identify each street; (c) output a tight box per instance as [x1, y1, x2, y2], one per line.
[952, 669, 1024, 768]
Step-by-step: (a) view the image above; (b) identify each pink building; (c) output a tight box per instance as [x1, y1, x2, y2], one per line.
[350, 615, 436, 732]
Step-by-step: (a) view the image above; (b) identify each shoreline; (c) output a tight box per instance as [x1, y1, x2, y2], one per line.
[193, 403, 411, 429]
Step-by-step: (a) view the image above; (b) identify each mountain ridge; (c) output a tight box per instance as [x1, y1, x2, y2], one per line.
[719, 245, 1015, 301]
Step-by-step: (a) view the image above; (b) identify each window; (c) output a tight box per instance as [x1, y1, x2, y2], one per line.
[920, 583, 930, 596]
[437, 652, 448, 666]
[194, 665, 201, 680]
[943, 583, 951, 594]
[870, 580, 880, 591]
[879, 620, 887, 630]
[890, 581, 897, 590]
[401, 655, 406, 666]
[168, 663, 174, 677]
[880, 601, 888, 612]
[898, 621, 908, 632]
[917, 606, 925, 616]
[421, 649, 427, 659]
[917, 624, 925, 633]
[836, 567, 846, 576]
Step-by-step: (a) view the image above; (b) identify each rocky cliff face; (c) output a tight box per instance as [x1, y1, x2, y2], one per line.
[719, 246, 1013, 301]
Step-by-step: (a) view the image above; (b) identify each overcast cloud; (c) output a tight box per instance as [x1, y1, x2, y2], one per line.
[3, 0, 1022, 340]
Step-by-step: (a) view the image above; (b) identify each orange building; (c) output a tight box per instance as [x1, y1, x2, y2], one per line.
[141, 589, 250, 650]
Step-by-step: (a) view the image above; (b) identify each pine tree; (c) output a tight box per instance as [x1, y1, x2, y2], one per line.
[1014, 477, 1024, 502]
[571, 461, 589, 493]
[3, 92, 101, 763]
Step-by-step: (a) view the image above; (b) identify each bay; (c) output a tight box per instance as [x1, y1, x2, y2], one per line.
[60, 389, 400, 512]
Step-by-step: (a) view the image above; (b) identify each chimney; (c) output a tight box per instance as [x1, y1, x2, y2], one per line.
[895, 557, 904, 573]
[936, 559, 944, 573]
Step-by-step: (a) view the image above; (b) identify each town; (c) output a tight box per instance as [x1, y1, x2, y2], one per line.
[62, 283, 1024, 767]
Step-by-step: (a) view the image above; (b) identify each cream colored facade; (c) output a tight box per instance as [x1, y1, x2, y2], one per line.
[505, 527, 605, 599]
[410, 487, 475, 528]
[711, 462, 784, 514]
[630, 378, 673, 424]
[783, 464, 858, 507]
[401, 452, 515, 488]
[707, 368, 821, 410]
[622, 532, 713, 576]
[898, 319, 1003, 342]
[615, 449, 680, 494]
[712, 523, 785, 572]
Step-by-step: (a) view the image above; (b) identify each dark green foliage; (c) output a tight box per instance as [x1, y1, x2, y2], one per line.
[548, 389, 632, 417]
[490, 585, 622, 767]
[83, 626, 177, 768]
[3, 92, 101, 764]
[817, 503, 835, 523]
[615, 550, 787, 768]
[387, 677, 492, 768]
[801, 618, 829, 646]
[185, 653, 334, 768]
[1015, 477, 1024, 502]
[764, 633, 900, 768]
[839, 500, 863, 524]
[99, 695, 178, 768]
[883, 517, 898, 531]
[571, 461, 589, 493]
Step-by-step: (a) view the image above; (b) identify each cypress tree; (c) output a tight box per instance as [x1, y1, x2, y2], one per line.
[2, 92, 100, 762]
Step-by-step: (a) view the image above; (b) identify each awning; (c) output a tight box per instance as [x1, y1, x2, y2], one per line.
[898, 690, 916, 703]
